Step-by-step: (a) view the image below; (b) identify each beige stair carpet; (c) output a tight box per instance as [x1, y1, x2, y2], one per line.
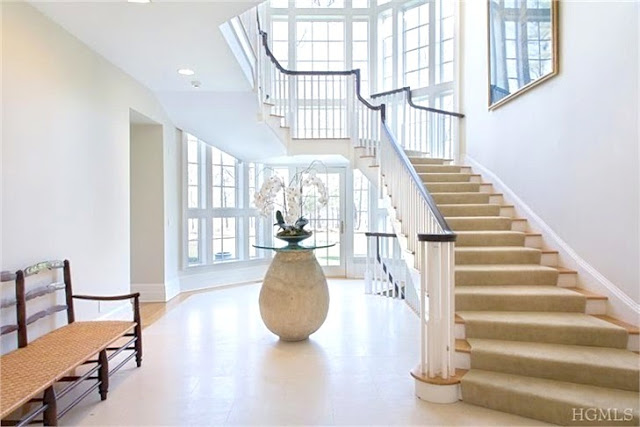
[407, 157, 639, 426]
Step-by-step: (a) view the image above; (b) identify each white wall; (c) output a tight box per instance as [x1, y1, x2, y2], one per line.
[461, 2, 639, 312]
[130, 123, 166, 298]
[1, 1, 180, 330]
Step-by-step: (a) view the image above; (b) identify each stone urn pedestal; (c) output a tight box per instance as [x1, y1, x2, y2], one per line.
[259, 249, 330, 341]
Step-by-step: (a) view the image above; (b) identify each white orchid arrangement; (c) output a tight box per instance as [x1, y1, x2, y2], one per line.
[254, 163, 329, 236]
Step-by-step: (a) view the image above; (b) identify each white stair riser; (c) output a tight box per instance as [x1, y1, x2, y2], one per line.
[456, 351, 470, 370]
[499, 206, 516, 217]
[479, 183, 494, 193]
[540, 252, 558, 266]
[455, 323, 465, 340]
[511, 220, 528, 232]
[525, 235, 543, 248]
[585, 300, 607, 315]
[557, 273, 577, 287]
[488, 195, 504, 204]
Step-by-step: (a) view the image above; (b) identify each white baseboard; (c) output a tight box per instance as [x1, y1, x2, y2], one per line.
[131, 283, 166, 303]
[465, 155, 640, 324]
[165, 277, 180, 302]
[179, 263, 269, 293]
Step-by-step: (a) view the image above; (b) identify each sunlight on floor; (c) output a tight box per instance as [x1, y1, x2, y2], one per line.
[62, 280, 549, 426]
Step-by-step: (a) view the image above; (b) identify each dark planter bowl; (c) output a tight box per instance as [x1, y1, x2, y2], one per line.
[275, 232, 312, 248]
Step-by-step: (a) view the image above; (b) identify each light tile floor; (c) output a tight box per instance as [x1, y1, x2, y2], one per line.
[63, 280, 550, 426]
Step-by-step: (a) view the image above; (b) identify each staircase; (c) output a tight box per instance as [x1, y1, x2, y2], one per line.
[234, 9, 640, 425]
[413, 157, 640, 426]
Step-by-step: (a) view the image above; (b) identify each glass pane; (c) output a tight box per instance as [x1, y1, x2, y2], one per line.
[223, 188, 236, 208]
[188, 164, 199, 186]
[187, 139, 198, 162]
[328, 22, 344, 41]
[354, 233, 366, 257]
[272, 21, 289, 40]
[353, 41, 368, 61]
[188, 186, 199, 209]
[313, 22, 328, 40]
[212, 187, 222, 208]
[353, 21, 368, 41]
[353, 0, 368, 7]
[188, 241, 199, 265]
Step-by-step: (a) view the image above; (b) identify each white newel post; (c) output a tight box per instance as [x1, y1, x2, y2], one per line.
[412, 237, 459, 404]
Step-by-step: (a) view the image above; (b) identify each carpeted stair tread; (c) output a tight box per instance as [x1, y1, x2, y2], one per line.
[461, 369, 639, 426]
[456, 247, 541, 264]
[413, 165, 463, 173]
[425, 182, 481, 193]
[431, 192, 492, 204]
[408, 157, 451, 165]
[457, 311, 629, 348]
[446, 216, 512, 231]
[456, 286, 586, 312]
[420, 173, 474, 182]
[438, 204, 501, 217]
[455, 231, 526, 247]
[456, 264, 559, 286]
[467, 338, 640, 391]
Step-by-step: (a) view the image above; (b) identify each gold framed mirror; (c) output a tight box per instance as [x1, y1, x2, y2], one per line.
[488, 0, 559, 110]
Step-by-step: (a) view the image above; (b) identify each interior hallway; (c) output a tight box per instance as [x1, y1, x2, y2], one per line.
[63, 280, 549, 426]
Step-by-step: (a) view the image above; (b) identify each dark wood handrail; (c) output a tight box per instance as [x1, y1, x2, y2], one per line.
[371, 86, 465, 119]
[256, 12, 383, 116]
[256, 10, 453, 243]
[381, 122, 456, 242]
[365, 232, 397, 238]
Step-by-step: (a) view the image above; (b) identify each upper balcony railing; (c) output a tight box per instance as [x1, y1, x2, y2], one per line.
[371, 87, 464, 160]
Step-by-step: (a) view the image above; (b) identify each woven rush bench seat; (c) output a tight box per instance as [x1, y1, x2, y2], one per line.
[1, 321, 136, 419]
[0, 260, 143, 426]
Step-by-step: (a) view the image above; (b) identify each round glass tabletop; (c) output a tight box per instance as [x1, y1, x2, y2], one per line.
[252, 242, 337, 252]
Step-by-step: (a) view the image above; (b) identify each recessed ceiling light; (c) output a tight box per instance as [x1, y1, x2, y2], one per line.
[178, 68, 195, 76]
[191, 81, 202, 89]
[128, 0, 151, 3]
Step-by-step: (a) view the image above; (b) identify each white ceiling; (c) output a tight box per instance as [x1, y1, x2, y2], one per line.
[29, 0, 260, 92]
[157, 91, 286, 161]
[28, 0, 286, 161]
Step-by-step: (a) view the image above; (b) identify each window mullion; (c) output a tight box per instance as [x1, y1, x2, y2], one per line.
[429, 0, 437, 88]
[204, 146, 213, 265]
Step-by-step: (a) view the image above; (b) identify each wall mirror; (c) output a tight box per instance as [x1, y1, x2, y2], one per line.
[488, 0, 558, 109]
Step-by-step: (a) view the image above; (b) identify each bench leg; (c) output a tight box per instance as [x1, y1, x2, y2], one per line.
[98, 350, 109, 401]
[134, 324, 143, 367]
[133, 298, 143, 368]
[43, 386, 57, 426]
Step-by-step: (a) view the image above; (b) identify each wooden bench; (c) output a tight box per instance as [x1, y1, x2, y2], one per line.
[0, 260, 142, 426]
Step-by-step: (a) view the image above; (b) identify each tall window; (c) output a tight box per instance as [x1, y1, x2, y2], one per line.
[403, 3, 430, 88]
[353, 169, 369, 257]
[271, 20, 289, 67]
[211, 147, 237, 208]
[187, 137, 200, 209]
[353, 20, 370, 96]
[436, 0, 455, 83]
[378, 11, 394, 91]
[184, 134, 267, 268]
[296, 21, 345, 71]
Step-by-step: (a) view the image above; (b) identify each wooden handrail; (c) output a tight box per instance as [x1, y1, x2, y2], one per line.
[371, 86, 465, 119]
[381, 123, 456, 241]
[256, 9, 453, 242]
[365, 232, 397, 238]
[256, 11, 383, 116]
